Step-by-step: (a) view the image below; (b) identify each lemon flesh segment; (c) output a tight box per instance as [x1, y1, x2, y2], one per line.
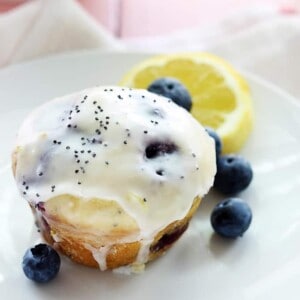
[119, 53, 253, 154]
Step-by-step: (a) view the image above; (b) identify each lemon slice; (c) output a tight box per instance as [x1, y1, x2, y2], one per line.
[120, 53, 253, 153]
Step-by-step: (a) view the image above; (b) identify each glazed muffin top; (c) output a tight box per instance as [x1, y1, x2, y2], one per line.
[14, 86, 216, 238]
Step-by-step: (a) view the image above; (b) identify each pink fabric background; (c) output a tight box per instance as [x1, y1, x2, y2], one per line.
[0, 0, 298, 37]
[80, 0, 299, 37]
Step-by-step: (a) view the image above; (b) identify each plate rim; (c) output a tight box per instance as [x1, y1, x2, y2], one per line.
[1, 49, 300, 300]
[0, 49, 299, 109]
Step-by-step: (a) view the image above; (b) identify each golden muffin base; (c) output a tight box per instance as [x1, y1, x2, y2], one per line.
[13, 149, 201, 270]
[31, 196, 201, 270]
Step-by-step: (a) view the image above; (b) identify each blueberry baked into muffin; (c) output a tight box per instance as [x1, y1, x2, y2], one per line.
[12, 87, 216, 271]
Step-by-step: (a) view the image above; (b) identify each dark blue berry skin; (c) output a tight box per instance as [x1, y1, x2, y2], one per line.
[145, 141, 177, 159]
[22, 244, 60, 283]
[214, 155, 253, 195]
[211, 198, 252, 238]
[205, 127, 222, 157]
[148, 77, 192, 111]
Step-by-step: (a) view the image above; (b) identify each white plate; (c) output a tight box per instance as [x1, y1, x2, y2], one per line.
[1, 51, 300, 300]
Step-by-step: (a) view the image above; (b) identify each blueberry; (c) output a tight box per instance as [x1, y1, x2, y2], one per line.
[145, 141, 177, 159]
[150, 223, 189, 253]
[22, 244, 60, 283]
[205, 127, 222, 157]
[214, 155, 253, 195]
[211, 198, 252, 238]
[148, 77, 192, 111]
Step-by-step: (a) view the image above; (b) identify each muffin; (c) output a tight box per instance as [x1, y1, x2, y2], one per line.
[12, 86, 216, 271]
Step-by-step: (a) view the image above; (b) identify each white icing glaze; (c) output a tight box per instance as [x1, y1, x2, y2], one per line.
[14, 86, 216, 267]
[51, 232, 62, 243]
[113, 263, 145, 275]
[84, 244, 111, 271]
[136, 239, 153, 264]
